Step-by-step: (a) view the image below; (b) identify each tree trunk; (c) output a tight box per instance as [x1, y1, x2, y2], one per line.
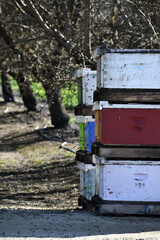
[1, 72, 15, 102]
[84, 0, 92, 58]
[43, 83, 70, 128]
[15, 72, 37, 111]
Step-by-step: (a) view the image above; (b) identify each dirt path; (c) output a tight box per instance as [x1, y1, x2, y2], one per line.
[0, 89, 160, 240]
[1, 208, 160, 240]
[0, 89, 80, 210]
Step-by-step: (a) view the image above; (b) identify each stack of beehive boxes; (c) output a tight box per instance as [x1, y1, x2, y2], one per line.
[74, 68, 97, 206]
[92, 47, 160, 215]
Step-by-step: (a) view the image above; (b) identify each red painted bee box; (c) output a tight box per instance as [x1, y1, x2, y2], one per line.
[97, 107, 160, 145]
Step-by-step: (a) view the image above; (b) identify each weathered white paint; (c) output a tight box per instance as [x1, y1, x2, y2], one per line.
[83, 73, 97, 105]
[76, 115, 94, 123]
[75, 68, 97, 106]
[77, 161, 95, 172]
[77, 162, 95, 200]
[93, 155, 160, 166]
[74, 68, 92, 78]
[79, 168, 85, 196]
[96, 51, 160, 89]
[93, 101, 160, 111]
[95, 159, 160, 202]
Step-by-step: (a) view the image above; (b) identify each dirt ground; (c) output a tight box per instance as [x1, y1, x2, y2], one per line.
[0, 89, 160, 240]
[0, 89, 80, 210]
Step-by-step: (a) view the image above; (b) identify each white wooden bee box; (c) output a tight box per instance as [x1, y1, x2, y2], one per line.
[75, 68, 97, 106]
[77, 161, 95, 201]
[94, 48, 160, 89]
[94, 158, 160, 202]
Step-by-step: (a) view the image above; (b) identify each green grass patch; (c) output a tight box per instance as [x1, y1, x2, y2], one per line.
[0, 160, 4, 167]
[61, 85, 78, 109]
[9, 76, 46, 100]
[10, 78, 19, 90]
[1, 74, 78, 109]
[69, 117, 76, 123]
[31, 82, 46, 100]
[63, 152, 74, 157]
[0, 76, 19, 90]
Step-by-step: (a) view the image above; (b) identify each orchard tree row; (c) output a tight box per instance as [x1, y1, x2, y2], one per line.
[0, 0, 160, 127]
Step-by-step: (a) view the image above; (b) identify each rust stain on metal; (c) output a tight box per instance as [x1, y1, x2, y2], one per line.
[109, 191, 114, 194]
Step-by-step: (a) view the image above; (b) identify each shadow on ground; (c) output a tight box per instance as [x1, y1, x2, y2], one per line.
[0, 93, 160, 240]
[0, 209, 160, 238]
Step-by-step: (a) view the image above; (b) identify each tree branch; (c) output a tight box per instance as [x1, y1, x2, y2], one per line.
[59, 0, 70, 39]
[12, 0, 34, 20]
[114, 0, 135, 33]
[21, 0, 93, 65]
[0, 35, 50, 51]
[84, 0, 92, 58]
[126, 0, 158, 40]
[0, 21, 18, 54]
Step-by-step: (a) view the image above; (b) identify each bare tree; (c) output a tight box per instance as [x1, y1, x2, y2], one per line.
[84, 0, 92, 58]
[1, 0, 160, 127]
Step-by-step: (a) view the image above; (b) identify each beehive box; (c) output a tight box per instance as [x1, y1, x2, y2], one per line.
[94, 48, 160, 90]
[76, 150, 92, 164]
[93, 88, 160, 103]
[74, 105, 94, 117]
[87, 122, 95, 152]
[76, 116, 95, 152]
[92, 142, 160, 159]
[95, 110, 102, 143]
[92, 156, 160, 202]
[74, 68, 97, 106]
[79, 123, 85, 150]
[93, 102, 160, 145]
[77, 161, 95, 201]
